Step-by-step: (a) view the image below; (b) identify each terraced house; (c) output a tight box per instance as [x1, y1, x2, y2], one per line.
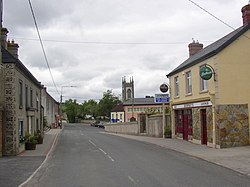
[167, 4, 250, 148]
[0, 28, 43, 155]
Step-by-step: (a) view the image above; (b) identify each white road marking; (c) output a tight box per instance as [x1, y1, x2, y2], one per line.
[88, 140, 96, 147]
[98, 148, 107, 155]
[88, 139, 115, 162]
[107, 155, 115, 162]
[128, 175, 136, 184]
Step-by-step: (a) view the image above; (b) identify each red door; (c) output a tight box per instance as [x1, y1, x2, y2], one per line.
[183, 114, 189, 141]
[201, 109, 207, 145]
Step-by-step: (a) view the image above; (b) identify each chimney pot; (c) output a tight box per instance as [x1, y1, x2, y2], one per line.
[7, 39, 19, 59]
[242, 4, 250, 26]
[188, 40, 203, 57]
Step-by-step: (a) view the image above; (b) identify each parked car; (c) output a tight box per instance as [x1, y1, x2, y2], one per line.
[98, 122, 105, 129]
[90, 120, 100, 127]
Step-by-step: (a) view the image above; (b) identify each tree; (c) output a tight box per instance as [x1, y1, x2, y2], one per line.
[63, 99, 80, 123]
[97, 90, 120, 119]
[81, 99, 98, 119]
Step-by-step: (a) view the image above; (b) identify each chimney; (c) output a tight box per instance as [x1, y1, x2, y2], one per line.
[1, 27, 9, 49]
[188, 39, 203, 57]
[242, 3, 250, 26]
[7, 39, 19, 59]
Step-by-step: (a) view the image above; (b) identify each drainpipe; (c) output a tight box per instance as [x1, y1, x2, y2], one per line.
[211, 94, 216, 148]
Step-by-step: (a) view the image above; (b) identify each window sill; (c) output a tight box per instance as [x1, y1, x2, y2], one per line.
[185, 93, 192, 97]
[199, 90, 208, 94]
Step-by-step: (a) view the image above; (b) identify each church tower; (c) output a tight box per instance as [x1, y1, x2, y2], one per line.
[122, 76, 134, 102]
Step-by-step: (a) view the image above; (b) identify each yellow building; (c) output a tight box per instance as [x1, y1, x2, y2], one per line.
[167, 4, 250, 148]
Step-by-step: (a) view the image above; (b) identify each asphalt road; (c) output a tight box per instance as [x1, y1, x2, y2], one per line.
[26, 123, 250, 187]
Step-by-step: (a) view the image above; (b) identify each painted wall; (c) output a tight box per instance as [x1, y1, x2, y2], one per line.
[123, 104, 163, 122]
[169, 58, 215, 105]
[110, 111, 125, 123]
[217, 30, 250, 104]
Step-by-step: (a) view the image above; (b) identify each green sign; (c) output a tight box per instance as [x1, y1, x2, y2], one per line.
[200, 66, 213, 80]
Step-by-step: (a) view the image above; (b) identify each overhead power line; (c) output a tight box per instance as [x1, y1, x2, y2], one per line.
[27, 0, 59, 94]
[187, 0, 250, 40]
[187, 0, 236, 31]
[8, 36, 213, 45]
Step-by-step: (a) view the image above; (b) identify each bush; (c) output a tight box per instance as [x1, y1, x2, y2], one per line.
[164, 125, 172, 138]
[24, 133, 38, 144]
[34, 130, 43, 144]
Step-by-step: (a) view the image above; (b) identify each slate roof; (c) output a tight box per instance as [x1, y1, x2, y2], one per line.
[167, 23, 250, 77]
[123, 97, 161, 106]
[111, 103, 124, 112]
[1, 46, 42, 88]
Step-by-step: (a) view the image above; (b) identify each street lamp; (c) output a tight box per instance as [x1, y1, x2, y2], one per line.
[59, 85, 77, 127]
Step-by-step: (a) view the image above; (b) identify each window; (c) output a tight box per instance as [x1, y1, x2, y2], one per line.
[19, 121, 24, 137]
[25, 85, 28, 108]
[127, 89, 132, 99]
[174, 76, 179, 97]
[186, 71, 192, 94]
[19, 80, 23, 108]
[200, 66, 208, 91]
[30, 88, 33, 107]
[184, 109, 193, 128]
[36, 92, 39, 110]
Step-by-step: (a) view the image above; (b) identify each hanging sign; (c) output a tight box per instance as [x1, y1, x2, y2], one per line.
[200, 66, 213, 80]
[160, 83, 169, 93]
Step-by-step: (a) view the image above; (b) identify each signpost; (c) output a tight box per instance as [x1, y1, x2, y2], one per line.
[154, 94, 169, 103]
[157, 83, 169, 138]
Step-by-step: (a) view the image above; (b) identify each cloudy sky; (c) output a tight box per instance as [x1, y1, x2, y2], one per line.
[3, 0, 249, 103]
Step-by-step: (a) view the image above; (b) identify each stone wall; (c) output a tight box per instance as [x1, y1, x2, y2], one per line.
[3, 64, 17, 155]
[105, 114, 171, 138]
[216, 104, 249, 148]
[192, 108, 201, 141]
[192, 107, 213, 143]
[105, 122, 139, 135]
[0, 107, 3, 157]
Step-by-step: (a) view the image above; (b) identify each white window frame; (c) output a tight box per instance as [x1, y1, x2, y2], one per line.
[186, 71, 192, 94]
[174, 76, 179, 97]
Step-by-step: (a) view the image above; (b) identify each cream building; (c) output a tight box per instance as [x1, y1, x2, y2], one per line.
[167, 4, 250, 148]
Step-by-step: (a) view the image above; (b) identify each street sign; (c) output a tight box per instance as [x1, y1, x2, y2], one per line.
[160, 83, 169, 93]
[154, 94, 169, 103]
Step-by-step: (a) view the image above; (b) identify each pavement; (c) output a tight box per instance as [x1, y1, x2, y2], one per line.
[19, 128, 61, 157]
[17, 128, 62, 187]
[1, 126, 250, 186]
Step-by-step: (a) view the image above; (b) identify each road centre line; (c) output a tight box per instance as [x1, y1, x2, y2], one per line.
[128, 175, 136, 184]
[107, 155, 115, 162]
[88, 139, 115, 162]
[98, 148, 107, 155]
[88, 140, 97, 147]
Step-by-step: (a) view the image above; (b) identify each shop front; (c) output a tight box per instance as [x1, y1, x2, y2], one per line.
[173, 100, 213, 146]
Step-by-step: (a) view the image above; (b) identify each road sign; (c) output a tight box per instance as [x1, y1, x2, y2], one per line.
[154, 94, 169, 103]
